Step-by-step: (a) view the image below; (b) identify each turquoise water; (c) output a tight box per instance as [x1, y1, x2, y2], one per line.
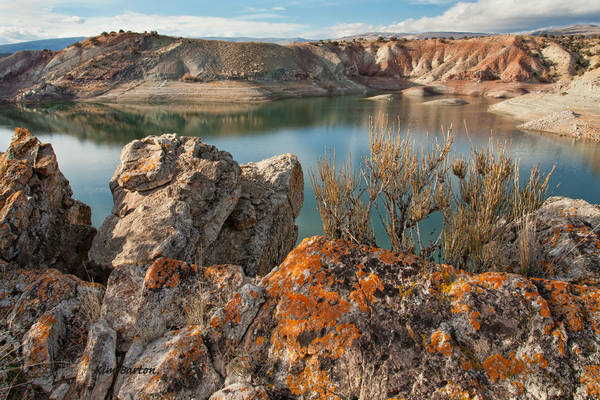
[1, 96, 599, 247]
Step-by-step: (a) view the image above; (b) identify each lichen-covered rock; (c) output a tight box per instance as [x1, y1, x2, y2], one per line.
[98, 264, 145, 352]
[0, 128, 97, 279]
[230, 236, 600, 399]
[493, 196, 600, 285]
[75, 318, 116, 400]
[115, 326, 223, 400]
[80, 258, 247, 396]
[0, 268, 104, 395]
[98, 259, 246, 352]
[89, 134, 242, 269]
[204, 154, 304, 276]
[21, 308, 66, 392]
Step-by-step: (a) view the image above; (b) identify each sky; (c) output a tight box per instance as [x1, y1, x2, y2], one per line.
[1, 0, 600, 44]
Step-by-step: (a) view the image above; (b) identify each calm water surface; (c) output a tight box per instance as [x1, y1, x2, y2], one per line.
[1, 96, 599, 247]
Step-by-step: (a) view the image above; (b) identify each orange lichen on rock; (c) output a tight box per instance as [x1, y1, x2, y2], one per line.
[144, 258, 198, 289]
[580, 365, 600, 396]
[483, 353, 528, 383]
[378, 250, 419, 265]
[287, 357, 339, 400]
[263, 237, 362, 399]
[349, 272, 384, 312]
[427, 331, 453, 357]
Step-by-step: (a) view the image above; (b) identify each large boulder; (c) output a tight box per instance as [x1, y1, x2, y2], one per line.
[230, 236, 600, 399]
[492, 196, 600, 285]
[76, 257, 248, 399]
[90, 134, 303, 277]
[204, 154, 304, 276]
[0, 267, 104, 396]
[0, 128, 97, 279]
[89, 134, 242, 269]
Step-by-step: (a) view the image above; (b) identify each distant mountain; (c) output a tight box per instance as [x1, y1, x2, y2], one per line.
[0, 37, 86, 54]
[199, 37, 308, 45]
[337, 31, 491, 41]
[527, 24, 600, 37]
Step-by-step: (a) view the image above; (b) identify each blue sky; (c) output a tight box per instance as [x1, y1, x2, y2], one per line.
[1, 0, 600, 44]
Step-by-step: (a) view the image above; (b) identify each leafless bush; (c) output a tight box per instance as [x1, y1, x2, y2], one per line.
[312, 117, 554, 272]
[442, 140, 553, 272]
[310, 152, 374, 246]
[311, 117, 452, 256]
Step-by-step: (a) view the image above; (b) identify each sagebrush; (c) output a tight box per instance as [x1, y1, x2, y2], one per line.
[311, 117, 554, 272]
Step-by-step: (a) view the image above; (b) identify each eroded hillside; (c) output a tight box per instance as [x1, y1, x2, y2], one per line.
[0, 31, 593, 103]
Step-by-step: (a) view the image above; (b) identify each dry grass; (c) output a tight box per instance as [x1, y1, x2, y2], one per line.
[184, 285, 215, 331]
[518, 213, 537, 276]
[80, 287, 103, 326]
[0, 330, 22, 400]
[311, 116, 555, 272]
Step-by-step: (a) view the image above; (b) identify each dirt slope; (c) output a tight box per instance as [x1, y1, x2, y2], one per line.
[0, 32, 582, 103]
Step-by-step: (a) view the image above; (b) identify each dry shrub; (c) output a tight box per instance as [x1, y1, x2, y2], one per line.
[311, 117, 554, 272]
[365, 118, 452, 254]
[80, 287, 102, 326]
[311, 117, 452, 256]
[442, 140, 553, 272]
[0, 330, 22, 400]
[310, 153, 374, 246]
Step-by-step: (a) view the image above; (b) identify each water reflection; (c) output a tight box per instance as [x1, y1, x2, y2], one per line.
[0, 96, 598, 244]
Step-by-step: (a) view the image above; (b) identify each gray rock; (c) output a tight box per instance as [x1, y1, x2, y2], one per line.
[209, 382, 270, 400]
[75, 318, 117, 400]
[21, 307, 66, 392]
[99, 264, 145, 352]
[492, 196, 600, 284]
[115, 326, 222, 400]
[204, 154, 304, 276]
[89, 134, 242, 269]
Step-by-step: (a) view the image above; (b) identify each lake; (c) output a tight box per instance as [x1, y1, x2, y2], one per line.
[1, 96, 599, 248]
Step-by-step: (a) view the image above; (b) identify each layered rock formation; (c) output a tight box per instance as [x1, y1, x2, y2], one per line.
[90, 134, 303, 277]
[0, 32, 571, 103]
[0, 127, 97, 279]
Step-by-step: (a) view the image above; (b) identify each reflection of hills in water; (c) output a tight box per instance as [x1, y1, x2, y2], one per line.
[1, 97, 600, 177]
[0, 97, 513, 144]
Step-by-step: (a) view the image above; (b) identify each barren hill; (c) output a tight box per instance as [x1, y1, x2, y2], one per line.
[0, 31, 589, 103]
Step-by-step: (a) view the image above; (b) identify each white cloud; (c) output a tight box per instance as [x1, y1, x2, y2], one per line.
[381, 0, 600, 33]
[0, 8, 307, 43]
[62, 15, 86, 24]
[272, 6, 286, 11]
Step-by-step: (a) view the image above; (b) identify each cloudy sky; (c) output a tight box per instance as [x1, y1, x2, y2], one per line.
[1, 0, 599, 44]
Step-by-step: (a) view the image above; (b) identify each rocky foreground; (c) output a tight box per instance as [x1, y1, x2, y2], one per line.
[1, 128, 600, 399]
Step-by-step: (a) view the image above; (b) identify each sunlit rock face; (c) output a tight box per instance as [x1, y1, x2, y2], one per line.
[90, 133, 303, 278]
[491, 196, 600, 286]
[0, 127, 97, 279]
